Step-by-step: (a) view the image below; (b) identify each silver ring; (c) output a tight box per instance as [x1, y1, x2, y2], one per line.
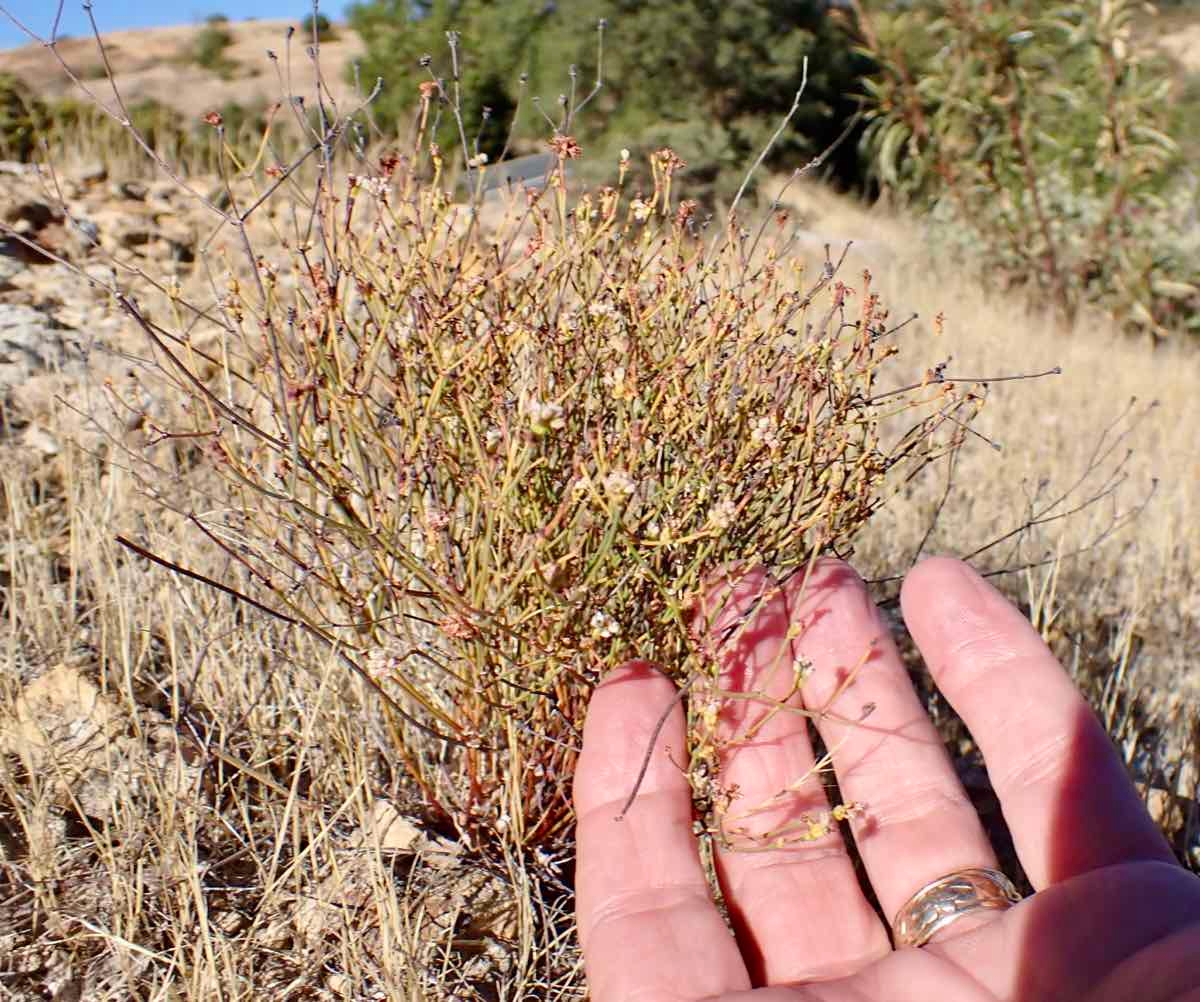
[893, 867, 1023, 948]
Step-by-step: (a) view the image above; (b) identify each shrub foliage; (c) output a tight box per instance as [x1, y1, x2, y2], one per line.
[856, 0, 1199, 337]
[111, 78, 986, 844]
[345, 0, 875, 201]
[0, 72, 45, 160]
[192, 16, 238, 78]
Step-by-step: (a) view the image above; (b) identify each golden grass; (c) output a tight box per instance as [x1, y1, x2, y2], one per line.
[785, 181, 1199, 696]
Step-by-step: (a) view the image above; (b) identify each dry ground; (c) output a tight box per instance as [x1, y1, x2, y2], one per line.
[0, 66, 1197, 1001]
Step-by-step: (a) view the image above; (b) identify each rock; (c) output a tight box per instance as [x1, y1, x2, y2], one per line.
[147, 181, 179, 203]
[156, 221, 196, 263]
[214, 911, 247, 936]
[83, 261, 117, 287]
[76, 162, 108, 184]
[325, 973, 354, 998]
[86, 207, 157, 252]
[21, 424, 60, 457]
[206, 185, 234, 212]
[358, 799, 422, 852]
[118, 226, 154, 249]
[0, 193, 66, 264]
[4, 199, 59, 231]
[70, 217, 101, 253]
[0, 255, 21, 291]
[0, 304, 84, 388]
[109, 180, 148, 202]
[0, 666, 126, 817]
[0, 665, 200, 822]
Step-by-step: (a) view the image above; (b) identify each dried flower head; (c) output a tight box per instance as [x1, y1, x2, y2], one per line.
[654, 147, 687, 175]
[706, 498, 738, 533]
[549, 134, 583, 160]
[602, 469, 637, 498]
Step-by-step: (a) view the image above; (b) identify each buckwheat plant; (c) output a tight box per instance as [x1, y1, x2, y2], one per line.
[97, 68, 984, 850]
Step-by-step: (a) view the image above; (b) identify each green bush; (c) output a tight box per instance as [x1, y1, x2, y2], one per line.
[0, 73, 47, 161]
[345, 0, 876, 201]
[857, 0, 1199, 338]
[300, 11, 336, 40]
[193, 18, 238, 78]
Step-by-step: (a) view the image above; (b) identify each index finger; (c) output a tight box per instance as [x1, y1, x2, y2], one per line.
[574, 661, 750, 1002]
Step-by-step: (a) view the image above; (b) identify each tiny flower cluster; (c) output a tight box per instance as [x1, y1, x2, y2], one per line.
[590, 610, 620, 640]
[706, 498, 738, 533]
[348, 174, 389, 199]
[526, 397, 565, 435]
[602, 469, 637, 498]
[750, 415, 783, 452]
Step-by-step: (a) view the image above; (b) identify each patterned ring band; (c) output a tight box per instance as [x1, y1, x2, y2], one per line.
[893, 867, 1023, 948]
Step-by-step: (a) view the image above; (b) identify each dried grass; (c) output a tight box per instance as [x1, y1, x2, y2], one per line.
[0, 13, 1196, 1001]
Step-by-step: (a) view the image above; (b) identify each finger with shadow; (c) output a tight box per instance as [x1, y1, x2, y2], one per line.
[574, 661, 751, 1002]
[900, 557, 1174, 888]
[782, 559, 1001, 943]
[700, 564, 892, 984]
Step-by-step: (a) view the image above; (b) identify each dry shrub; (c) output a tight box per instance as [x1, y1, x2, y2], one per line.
[103, 90, 988, 847]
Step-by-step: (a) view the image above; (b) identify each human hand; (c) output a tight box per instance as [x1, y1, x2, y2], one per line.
[573, 558, 1200, 1001]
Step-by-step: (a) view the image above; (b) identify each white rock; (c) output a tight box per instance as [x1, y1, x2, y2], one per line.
[21, 424, 60, 457]
[0, 304, 84, 388]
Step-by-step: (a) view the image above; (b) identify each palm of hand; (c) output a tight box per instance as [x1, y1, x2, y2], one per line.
[573, 559, 1200, 1001]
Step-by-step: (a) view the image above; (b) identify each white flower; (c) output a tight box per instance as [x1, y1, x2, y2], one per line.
[601, 365, 626, 388]
[349, 174, 388, 198]
[707, 498, 738, 532]
[619, 148, 630, 162]
[468, 152, 489, 168]
[366, 644, 400, 681]
[602, 469, 636, 498]
[483, 426, 503, 452]
[587, 299, 617, 318]
[792, 657, 814, 686]
[750, 415, 782, 451]
[631, 197, 652, 222]
[590, 610, 620, 639]
[527, 397, 565, 434]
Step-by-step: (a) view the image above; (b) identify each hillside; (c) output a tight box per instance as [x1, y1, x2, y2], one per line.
[0, 17, 365, 119]
[2, 6, 1197, 121]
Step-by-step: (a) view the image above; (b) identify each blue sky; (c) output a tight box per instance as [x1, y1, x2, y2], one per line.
[0, 1, 355, 50]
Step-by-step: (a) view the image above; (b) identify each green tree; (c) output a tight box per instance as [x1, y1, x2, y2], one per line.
[193, 17, 238, 78]
[0, 73, 47, 161]
[346, 1, 874, 195]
